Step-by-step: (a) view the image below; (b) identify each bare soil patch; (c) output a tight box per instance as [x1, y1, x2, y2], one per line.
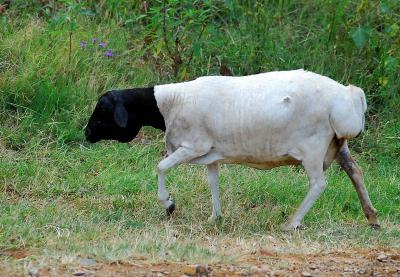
[2, 248, 399, 276]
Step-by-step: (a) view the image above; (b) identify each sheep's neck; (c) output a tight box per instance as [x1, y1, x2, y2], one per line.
[123, 87, 166, 132]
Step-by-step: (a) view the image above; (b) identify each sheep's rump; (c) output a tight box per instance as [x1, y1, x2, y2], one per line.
[154, 70, 366, 163]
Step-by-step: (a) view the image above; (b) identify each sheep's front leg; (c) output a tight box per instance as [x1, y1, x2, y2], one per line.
[207, 163, 221, 222]
[157, 170, 175, 215]
[284, 158, 327, 231]
[336, 142, 379, 228]
[157, 147, 202, 215]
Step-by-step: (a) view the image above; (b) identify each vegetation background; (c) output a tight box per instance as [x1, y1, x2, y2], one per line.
[0, 0, 399, 272]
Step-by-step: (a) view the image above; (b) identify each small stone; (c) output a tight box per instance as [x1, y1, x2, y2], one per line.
[80, 258, 97, 266]
[309, 264, 318, 270]
[377, 253, 388, 262]
[356, 268, 366, 274]
[301, 271, 313, 277]
[73, 271, 86, 276]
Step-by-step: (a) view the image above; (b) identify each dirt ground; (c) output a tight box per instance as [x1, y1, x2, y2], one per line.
[2, 248, 400, 277]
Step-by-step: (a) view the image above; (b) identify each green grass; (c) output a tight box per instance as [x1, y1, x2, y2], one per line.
[0, 0, 399, 270]
[1, 130, 399, 263]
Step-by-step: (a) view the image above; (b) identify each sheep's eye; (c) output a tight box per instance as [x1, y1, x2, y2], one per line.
[98, 105, 109, 113]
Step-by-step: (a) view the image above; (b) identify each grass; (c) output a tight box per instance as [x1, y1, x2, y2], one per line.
[0, 0, 399, 271]
[1, 129, 399, 265]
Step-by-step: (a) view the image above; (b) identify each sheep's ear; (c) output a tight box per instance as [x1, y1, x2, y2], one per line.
[114, 102, 128, 128]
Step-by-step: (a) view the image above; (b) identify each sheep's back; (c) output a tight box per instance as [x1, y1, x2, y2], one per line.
[154, 70, 353, 160]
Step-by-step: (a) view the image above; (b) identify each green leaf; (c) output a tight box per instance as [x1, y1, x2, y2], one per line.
[0, 16, 7, 27]
[192, 42, 201, 57]
[69, 21, 78, 31]
[349, 27, 371, 49]
[380, 2, 390, 14]
[387, 23, 399, 37]
[79, 9, 96, 16]
[384, 56, 398, 70]
[135, 14, 147, 21]
[155, 40, 163, 56]
[178, 67, 187, 80]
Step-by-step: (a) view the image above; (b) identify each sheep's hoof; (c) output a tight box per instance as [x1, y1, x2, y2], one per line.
[208, 214, 222, 223]
[281, 223, 303, 232]
[370, 223, 381, 230]
[166, 202, 176, 216]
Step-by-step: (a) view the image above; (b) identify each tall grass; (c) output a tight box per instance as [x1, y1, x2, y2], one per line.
[1, 1, 398, 152]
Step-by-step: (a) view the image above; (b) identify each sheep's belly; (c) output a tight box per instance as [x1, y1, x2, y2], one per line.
[190, 150, 300, 169]
[227, 158, 300, 169]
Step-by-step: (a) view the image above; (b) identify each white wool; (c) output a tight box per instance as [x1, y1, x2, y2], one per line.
[154, 69, 366, 166]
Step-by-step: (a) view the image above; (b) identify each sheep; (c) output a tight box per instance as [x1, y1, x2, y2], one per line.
[85, 69, 379, 230]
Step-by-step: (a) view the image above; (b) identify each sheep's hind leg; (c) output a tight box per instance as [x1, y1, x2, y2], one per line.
[207, 162, 222, 222]
[284, 157, 327, 231]
[336, 142, 379, 228]
[157, 147, 204, 216]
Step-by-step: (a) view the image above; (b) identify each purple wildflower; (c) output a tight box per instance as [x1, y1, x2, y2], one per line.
[98, 42, 106, 48]
[92, 38, 97, 43]
[80, 40, 87, 48]
[104, 49, 113, 57]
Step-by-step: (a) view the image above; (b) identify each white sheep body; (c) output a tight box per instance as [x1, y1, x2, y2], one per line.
[154, 69, 366, 168]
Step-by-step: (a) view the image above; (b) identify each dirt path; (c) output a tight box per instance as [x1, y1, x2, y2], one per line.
[2, 248, 400, 276]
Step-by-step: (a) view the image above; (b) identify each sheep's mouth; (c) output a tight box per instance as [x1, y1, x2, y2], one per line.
[85, 126, 101, 143]
[86, 136, 101, 143]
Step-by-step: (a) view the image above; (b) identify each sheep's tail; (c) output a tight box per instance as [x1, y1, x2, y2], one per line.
[329, 85, 367, 139]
